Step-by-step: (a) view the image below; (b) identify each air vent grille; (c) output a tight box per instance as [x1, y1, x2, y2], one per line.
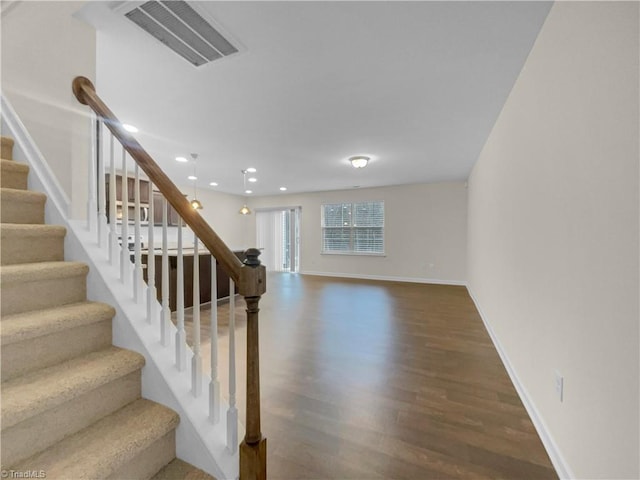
[125, 1, 238, 67]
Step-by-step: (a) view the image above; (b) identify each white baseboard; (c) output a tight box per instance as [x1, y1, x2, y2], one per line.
[466, 285, 574, 480]
[299, 270, 467, 286]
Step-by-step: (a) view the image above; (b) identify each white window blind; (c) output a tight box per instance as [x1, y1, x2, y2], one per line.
[321, 201, 384, 254]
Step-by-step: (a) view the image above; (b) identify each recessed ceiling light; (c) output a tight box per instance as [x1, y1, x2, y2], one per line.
[248, 177, 257, 183]
[279, 187, 287, 191]
[209, 182, 218, 186]
[122, 124, 138, 133]
[188, 175, 197, 180]
[245, 189, 253, 194]
[176, 156, 188, 163]
[246, 167, 257, 173]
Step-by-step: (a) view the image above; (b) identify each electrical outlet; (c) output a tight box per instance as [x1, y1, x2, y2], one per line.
[554, 370, 564, 402]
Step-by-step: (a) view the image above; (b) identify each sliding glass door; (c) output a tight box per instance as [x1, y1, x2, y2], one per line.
[256, 207, 300, 272]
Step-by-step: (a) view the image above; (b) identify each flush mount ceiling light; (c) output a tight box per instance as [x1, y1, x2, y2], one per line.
[190, 153, 202, 209]
[279, 187, 287, 191]
[209, 182, 218, 186]
[176, 156, 188, 163]
[239, 169, 252, 215]
[349, 156, 369, 169]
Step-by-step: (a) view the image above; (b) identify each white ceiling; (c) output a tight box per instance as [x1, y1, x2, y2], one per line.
[79, 1, 551, 197]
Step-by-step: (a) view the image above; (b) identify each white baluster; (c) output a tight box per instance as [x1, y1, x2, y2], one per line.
[192, 235, 202, 397]
[161, 198, 170, 346]
[209, 255, 220, 424]
[227, 277, 238, 453]
[108, 135, 118, 266]
[120, 149, 129, 284]
[87, 115, 98, 233]
[133, 164, 143, 303]
[176, 218, 186, 371]
[147, 181, 156, 324]
[97, 121, 107, 248]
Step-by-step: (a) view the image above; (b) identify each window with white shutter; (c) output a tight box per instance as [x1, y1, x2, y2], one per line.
[321, 201, 384, 255]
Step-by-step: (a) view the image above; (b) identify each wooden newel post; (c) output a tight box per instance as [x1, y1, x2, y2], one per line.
[239, 248, 267, 480]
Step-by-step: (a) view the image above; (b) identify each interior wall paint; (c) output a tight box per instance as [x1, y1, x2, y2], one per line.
[467, 2, 639, 478]
[190, 187, 251, 250]
[247, 182, 467, 283]
[1, 1, 96, 219]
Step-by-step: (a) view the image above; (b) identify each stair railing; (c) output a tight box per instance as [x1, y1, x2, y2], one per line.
[73, 76, 267, 480]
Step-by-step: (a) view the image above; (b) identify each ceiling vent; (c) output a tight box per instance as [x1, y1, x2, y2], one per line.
[123, 1, 239, 67]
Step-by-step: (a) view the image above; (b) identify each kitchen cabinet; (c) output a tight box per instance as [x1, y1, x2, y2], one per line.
[152, 190, 181, 226]
[105, 173, 181, 226]
[106, 173, 150, 224]
[106, 173, 150, 204]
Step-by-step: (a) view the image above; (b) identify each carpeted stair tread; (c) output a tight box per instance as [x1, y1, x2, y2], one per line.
[151, 459, 216, 480]
[1, 301, 115, 345]
[1, 223, 66, 265]
[1, 159, 29, 171]
[1, 136, 14, 160]
[0, 261, 88, 284]
[11, 398, 180, 479]
[1, 223, 65, 238]
[1, 346, 145, 429]
[1, 159, 29, 189]
[1, 187, 46, 204]
[1, 188, 46, 224]
[1, 261, 88, 316]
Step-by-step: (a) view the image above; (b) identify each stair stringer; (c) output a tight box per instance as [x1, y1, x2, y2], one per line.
[1, 93, 241, 480]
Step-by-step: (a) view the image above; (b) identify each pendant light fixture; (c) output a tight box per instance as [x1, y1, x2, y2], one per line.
[190, 153, 203, 209]
[239, 169, 252, 215]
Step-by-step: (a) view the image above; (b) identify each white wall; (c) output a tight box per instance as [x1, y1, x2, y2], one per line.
[467, 2, 639, 479]
[248, 182, 467, 284]
[1, 1, 96, 219]
[193, 186, 251, 250]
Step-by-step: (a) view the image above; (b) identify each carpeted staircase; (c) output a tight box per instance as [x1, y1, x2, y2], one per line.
[0, 135, 213, 480]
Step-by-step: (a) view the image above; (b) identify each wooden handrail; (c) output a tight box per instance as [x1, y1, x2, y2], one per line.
[72, 76, 243, 283]
[74, 76, 267, 479]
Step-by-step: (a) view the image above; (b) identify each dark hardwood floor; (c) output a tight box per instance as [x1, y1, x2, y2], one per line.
[180, 273, 557, 479]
